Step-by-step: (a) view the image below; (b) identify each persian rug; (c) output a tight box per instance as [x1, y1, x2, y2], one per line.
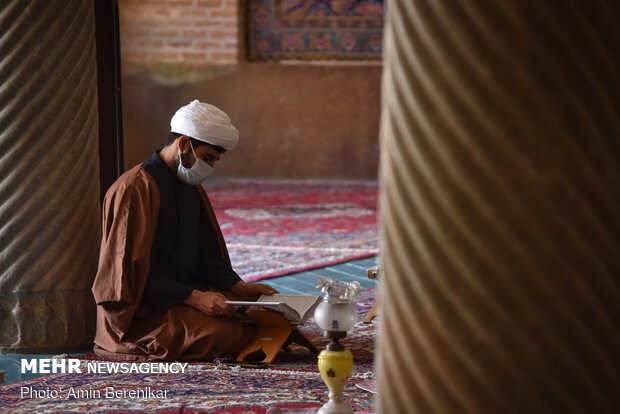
[203, 179, 379, 282]
[0, 289, 378, 413]
[248, 0, 384, 61]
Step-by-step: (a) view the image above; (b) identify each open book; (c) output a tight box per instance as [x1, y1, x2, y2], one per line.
[227, 294, 322, 325]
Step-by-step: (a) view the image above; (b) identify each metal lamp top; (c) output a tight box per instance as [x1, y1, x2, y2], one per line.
[316, 277, 361, 301]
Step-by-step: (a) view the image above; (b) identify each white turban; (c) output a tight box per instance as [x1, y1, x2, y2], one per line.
[170, 100, 239, 151]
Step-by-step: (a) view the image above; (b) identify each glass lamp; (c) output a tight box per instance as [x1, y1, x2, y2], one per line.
[314, 277, 360, 414]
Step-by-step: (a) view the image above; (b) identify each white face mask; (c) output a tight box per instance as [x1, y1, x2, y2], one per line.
[176, 141, 214, 185]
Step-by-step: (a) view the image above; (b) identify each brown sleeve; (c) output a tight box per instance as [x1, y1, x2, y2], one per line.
[91, 166, 160, 338]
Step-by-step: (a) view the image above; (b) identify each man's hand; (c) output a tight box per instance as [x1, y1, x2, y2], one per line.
[230, 281, 279, 301]
[184, 290, 234, 317]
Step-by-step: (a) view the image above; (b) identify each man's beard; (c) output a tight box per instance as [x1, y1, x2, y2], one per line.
[180, 150, 192, 168]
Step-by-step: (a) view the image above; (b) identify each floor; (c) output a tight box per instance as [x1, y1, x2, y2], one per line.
[0, 256, 378, 386]
[262, 256, 378, 295]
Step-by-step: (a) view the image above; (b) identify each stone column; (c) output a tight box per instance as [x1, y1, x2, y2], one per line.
[377, 1, 620, 413]
[0, 0, 101, 352]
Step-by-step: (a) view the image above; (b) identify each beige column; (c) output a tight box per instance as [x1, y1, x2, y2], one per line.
[0, 0, 101, 352]
[377, 1, 620, 413]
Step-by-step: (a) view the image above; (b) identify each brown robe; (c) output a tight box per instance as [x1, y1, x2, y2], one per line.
[91, 164, 254, 361]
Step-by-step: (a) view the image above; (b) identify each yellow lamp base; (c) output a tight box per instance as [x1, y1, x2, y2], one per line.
[317, 349, 354, 414]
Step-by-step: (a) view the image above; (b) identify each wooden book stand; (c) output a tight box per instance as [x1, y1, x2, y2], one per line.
[236, 308, 318, 364]
[363, 265, 380, 324]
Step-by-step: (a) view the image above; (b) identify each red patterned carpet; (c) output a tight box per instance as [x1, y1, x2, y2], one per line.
[203, 179, 379, 282]
[0, 290, 377, 413]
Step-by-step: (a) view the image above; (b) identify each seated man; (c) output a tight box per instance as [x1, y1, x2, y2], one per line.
[92, 100, 277, 361]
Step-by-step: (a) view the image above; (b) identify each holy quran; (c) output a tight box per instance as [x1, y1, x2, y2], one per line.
[227, 294, 322, 325]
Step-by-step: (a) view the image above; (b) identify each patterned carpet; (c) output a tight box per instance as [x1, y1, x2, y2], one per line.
[204, 179, 379, 282]
[0, 289, 377, 413]
[248, 0, 384, 61]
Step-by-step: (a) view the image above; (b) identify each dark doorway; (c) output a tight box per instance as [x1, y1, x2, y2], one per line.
[94, 0, 124, 202]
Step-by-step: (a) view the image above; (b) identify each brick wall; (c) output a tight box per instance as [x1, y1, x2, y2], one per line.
[119, 0, 239, 76]
[119, 0, 382, 179]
